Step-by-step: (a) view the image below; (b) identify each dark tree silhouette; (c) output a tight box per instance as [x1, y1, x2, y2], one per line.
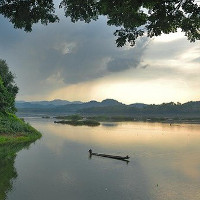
[0, 0, 199, 46]
[0, 59, 18, 113]
[0, 0, 59, 31]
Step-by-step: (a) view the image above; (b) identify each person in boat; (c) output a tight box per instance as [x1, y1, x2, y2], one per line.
[88, 149, 92, 155]
[125, 155, 130, 159]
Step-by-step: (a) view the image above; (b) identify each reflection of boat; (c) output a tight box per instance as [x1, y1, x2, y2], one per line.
[88, 149, 130, 162]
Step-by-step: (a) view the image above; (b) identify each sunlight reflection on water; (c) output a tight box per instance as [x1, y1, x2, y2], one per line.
[6, 119, 200, 200]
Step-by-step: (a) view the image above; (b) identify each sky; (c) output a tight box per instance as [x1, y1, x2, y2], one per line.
[0, 5, 200, 104]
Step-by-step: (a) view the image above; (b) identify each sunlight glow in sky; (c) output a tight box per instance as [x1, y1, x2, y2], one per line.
[0, 14, 199, 104]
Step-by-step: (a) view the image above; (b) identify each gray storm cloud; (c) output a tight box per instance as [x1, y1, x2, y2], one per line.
[0, 15, 149, 97]
[0, 13, 199, 101]
[193, 57, 200, 63]
[106, 38, 149, 72]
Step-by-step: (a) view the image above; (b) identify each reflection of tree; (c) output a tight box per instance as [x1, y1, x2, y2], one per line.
[0, 142, 31, 200]
[0, 0, 199, 46]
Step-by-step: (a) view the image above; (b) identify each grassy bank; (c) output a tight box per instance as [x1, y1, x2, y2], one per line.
[0, 113, 41, 144]
[0, 113, 41, 199]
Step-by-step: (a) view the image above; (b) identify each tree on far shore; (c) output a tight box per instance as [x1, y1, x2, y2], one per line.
[0, 59, 18, 113]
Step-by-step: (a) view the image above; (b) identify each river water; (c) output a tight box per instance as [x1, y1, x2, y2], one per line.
[4, 118, 200, 200]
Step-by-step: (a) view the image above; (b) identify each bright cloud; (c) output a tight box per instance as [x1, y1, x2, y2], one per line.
[0, 13, 199, 104]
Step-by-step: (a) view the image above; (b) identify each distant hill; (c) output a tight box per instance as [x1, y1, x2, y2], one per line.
[101, 99, 122, 106]
[16, 99, 200, 118]
[79, 101, 200, 117]
[129, 103, 147, 108]
[16, 98, 124, 115]
[16, 99, 123, 109]
[183, 101, 200, 109]
[81, 99, 123, 108]
[48, 99, 123, 112]
[31, 99, 82, 106]
[16, 99, 83, 109]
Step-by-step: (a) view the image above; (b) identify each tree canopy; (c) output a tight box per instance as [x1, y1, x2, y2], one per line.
[0, 0, 58, 32]
[0, 0, 199, 46]
[0, 59, 18, 113]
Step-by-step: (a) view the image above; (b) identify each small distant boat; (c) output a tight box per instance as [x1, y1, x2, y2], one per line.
[88, 149, 130, 161]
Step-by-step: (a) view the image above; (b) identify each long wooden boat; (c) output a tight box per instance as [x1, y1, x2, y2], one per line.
[89, 149, 130, 161]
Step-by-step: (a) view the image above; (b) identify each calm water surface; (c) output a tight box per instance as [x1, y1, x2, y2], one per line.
[5, 118, 200, 200]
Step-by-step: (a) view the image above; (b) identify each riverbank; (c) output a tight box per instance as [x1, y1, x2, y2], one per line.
[54, 119, 100, 126]
[86, 116, 200, 124]
[52, 114, 200, 125]
[0, 113, 42, 144]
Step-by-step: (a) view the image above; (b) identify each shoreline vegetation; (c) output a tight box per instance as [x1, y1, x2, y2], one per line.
[0, 59, 41, 145]
[51, 114, 200, 125]
[88, 116, 200, 124]
[0, 113, 41, 145]
[0, 59, 42, 199]
[0, 112, 41, 199]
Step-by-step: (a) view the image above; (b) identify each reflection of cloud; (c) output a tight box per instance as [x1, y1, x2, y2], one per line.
[172, 154, 200, 181]
[101, 122, 118, 127]
[37, 121, 200, 148]
[25, 119, 200, 200]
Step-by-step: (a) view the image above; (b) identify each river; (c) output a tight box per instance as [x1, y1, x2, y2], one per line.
[3, 118, 200, 200]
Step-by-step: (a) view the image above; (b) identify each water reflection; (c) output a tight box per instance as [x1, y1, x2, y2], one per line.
[5, 120, 200, 200]
[101, 122, 118, 127]
[0, 142, 32, 200]
[35, 121, 200, 151]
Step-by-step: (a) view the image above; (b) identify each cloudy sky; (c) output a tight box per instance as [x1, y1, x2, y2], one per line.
[0, 6, 199, 104]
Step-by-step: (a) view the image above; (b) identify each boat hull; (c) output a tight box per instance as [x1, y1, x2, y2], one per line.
[91, 153, 130, 161]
